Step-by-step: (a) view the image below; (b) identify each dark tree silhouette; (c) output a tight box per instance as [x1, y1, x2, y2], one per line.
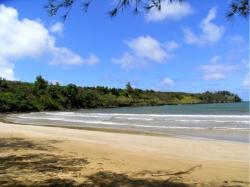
[46, 0, 249, 20]
[126, 82, 133, 93]
[227, 0, 249, 18]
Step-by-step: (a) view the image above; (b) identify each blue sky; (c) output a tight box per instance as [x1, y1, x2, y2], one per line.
[0, 0, 249, 100]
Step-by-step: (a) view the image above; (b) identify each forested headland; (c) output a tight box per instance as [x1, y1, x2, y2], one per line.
[0, 76, 242, 112]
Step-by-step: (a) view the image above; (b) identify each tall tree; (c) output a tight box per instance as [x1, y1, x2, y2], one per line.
[33, 75, 48, 95]
[0, 78, 8, 91]
[126, 82, 133, 94]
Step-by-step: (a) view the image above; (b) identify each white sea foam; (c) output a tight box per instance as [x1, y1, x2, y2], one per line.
[114, 116, 153, 121]
[15, 108, 249, 135]
[135, 125, 249, 131]
[40, 112, 250, 119]
[170, 119, 250, 124]
[18, 116, 125, 126]
[18, 113, 250, 132]
[20, 112, 250, 127]
[13, 104, 250, 143]
[135, 125, 205, 130]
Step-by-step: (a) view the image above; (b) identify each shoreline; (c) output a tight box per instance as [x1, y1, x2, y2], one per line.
[0, 121, 249, 186]
[3, 113, 250, 144]
[3, 119, 249, 145]
[4, 120, 250, 144]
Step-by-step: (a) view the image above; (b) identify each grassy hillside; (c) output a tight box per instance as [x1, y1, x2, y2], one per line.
[0, 76, 242, 112]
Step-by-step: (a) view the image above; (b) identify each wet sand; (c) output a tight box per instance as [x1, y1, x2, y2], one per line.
[0, 121, 249, 186]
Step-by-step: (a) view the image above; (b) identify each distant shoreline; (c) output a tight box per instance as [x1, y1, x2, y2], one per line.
[0, 101, 247, 114]
[0, 77, 242, 113]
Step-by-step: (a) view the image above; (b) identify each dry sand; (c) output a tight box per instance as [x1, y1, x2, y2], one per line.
[0, 121, 249, 186]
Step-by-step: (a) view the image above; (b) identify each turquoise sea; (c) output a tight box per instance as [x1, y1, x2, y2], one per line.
[9, 102, 250, 143]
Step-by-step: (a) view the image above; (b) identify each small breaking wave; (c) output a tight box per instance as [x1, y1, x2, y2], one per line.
[40, 112, 250, 118]
[17, 112, 250, 132]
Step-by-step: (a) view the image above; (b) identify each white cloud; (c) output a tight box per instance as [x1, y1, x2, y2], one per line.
[113, 35, 175, 69]
[0, 5, 98, 80]
[50, 22, 64, 34]
[161, 77, 175, 87]
[127, 35, 167, 62]
[0, 5, 52, 59]
[0, 57, 15, 80]
[164, 40, 180, 51]
[202, 68, 225, 80]
[146, 0, 193, 22]
[49, 48, 99, 66]
[49, 47, 85, 65]
[201, 56, 236, 81]
[184, 7, 224, 45]
[83, 54, 100, 66]
[112, 52, 137, 70]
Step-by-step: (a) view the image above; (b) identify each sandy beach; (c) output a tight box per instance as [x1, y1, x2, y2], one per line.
[0, 121, 249, 187]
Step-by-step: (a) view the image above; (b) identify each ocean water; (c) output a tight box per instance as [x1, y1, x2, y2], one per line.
[10, 102, 250, 143]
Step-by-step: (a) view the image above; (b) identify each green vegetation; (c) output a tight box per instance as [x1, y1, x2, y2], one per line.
[0, 76, 242, 112]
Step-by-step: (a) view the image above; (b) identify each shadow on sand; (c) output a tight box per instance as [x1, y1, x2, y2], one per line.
[1, 171, 190, 187]
[0, 137, 59, 151]
[0, 137, 248, 187]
